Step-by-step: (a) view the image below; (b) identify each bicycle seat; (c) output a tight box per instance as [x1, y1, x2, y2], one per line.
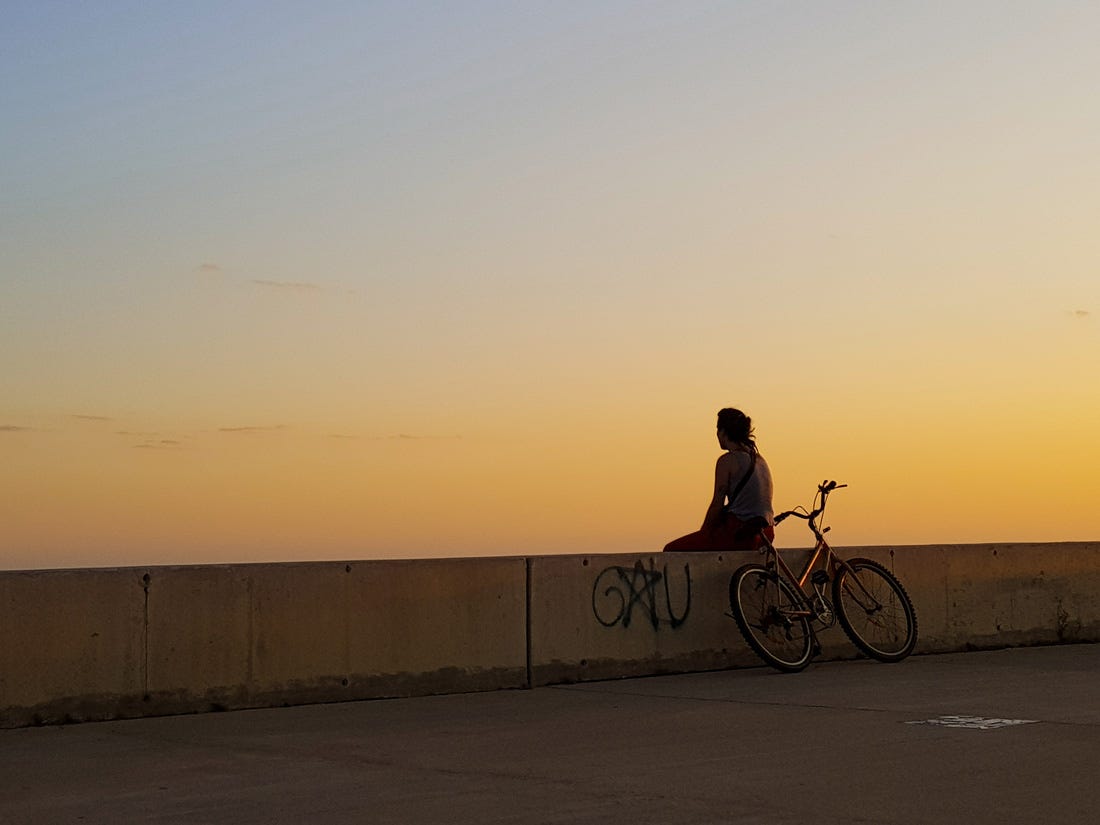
[735, 516, 770, 539]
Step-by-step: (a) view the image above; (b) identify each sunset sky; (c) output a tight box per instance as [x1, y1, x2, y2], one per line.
[3, 2, 1098, 570]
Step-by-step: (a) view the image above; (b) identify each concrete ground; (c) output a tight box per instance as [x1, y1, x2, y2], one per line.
[3, 643, 1098, 825]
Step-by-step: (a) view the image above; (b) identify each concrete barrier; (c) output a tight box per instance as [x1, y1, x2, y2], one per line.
[528, 543, 1100, 682]
[528, 551, 760, 685]
[0, 569, 146, 725]
[2, 558, 527, 727]
[889, 542, 1100, 650]
[2, 543, 1099, 728]
[528, 547, 892, 680]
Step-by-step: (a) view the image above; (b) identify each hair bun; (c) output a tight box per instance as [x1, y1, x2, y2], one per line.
[717, 407, 754, 445]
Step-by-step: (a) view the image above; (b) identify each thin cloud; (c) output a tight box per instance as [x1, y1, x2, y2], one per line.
[72, 414, 113, 422]
[219, 425, 287, 433]
[193, 267, 333, 295]
[251, 279, 323, 292]
[332, 433, 463, 441]
[1071, 309, 1090, 319]
[1, 425, 34, 432]
[133, 439, 183, 450]
[366, 433, 463, 441]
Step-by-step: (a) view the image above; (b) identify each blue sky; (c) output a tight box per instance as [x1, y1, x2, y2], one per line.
[3, 2, 1099, 568]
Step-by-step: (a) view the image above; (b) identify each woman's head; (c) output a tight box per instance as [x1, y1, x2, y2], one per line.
[717, 408, 755, 450]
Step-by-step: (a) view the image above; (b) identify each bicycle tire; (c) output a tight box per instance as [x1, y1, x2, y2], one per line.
[729, 564, 814, 673]
[833, 558, 917, 662]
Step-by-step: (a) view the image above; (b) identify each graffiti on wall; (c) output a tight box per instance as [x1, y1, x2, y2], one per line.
[591, 559, 691, 630]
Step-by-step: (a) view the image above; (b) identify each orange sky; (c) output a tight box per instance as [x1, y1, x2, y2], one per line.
[3, 3, 1099, 570]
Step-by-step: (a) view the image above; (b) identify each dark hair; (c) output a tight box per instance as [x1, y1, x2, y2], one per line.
[717, 408, 756, 453]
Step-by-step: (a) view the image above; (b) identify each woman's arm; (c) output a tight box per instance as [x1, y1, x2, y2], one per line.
[701, 454, 732, 529]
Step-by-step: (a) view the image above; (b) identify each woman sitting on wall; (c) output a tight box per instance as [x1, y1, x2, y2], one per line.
[663, 408, 774, 552]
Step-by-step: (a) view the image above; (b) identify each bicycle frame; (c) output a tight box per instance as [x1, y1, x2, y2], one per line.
[759, 481, 852, 622]
[765, 534, 840, 593]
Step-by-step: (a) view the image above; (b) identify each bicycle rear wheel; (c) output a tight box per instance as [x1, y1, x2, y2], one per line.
[834, 558, 917, 662]
[729, 564, 814, 673]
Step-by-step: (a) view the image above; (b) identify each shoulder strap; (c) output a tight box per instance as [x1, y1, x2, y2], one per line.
[729, 450, 757, 502]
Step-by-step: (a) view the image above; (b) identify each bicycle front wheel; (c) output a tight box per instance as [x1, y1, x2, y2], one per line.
[834, 558, 917, 662]
[730, 564, 814, 673]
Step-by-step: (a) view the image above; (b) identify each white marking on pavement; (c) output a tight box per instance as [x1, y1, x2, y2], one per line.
[905, 715, 1039, 730]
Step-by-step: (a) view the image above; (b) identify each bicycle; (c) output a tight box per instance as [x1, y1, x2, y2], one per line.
[728, 480, 918, 672]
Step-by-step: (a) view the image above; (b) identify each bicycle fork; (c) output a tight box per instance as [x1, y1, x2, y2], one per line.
[809, 570, 835, 627]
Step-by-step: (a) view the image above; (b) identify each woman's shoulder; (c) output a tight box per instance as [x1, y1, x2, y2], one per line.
[721, 448, 753, 467]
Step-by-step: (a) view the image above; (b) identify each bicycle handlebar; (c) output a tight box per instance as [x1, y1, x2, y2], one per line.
[773, 480, 847, 534]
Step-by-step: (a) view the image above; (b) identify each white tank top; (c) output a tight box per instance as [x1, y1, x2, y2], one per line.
[725, 450, 775, 524]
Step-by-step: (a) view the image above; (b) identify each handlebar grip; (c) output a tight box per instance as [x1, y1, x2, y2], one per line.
[774, 513, 789, 524]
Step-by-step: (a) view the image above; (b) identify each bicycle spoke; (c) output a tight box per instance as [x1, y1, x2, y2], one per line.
[834, 559, 917, 662]
[730, 565, 814, 672]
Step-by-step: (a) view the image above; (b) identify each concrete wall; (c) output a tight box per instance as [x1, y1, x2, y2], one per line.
[0, 569, 146, 724]
[2, 543, 1099, 727]
[888, 542, 1100, 650]
[529, 551, 761, 684]
[1, 558, 527, 727]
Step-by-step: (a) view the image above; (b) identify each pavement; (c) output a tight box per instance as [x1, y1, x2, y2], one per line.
[2, 643, 1098, 825]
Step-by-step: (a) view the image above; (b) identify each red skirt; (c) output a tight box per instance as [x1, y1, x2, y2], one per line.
[663, 513, 774, 552]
